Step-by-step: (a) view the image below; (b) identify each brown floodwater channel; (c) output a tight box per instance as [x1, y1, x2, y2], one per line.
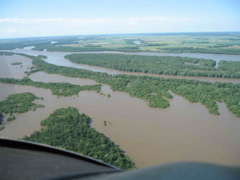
[4, 48, 240, 84]
[0, 52, 240, 168]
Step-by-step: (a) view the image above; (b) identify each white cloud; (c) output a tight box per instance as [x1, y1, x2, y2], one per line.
[0, 16, 238, 38]
[126, 16, 192, 25]
[0, 18, 113, 26]
[6, 28, 17, 33]
[0, 16, 193, 26]
[6, 28, 24, 33]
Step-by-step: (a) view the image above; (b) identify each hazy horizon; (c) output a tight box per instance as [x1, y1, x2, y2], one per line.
[1, 0, 239, 39]
[1, 31, 240, 40]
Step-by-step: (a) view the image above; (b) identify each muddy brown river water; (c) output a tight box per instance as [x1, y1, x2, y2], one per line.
[0, 51, 240, 167]
[4, 48, 240, 83]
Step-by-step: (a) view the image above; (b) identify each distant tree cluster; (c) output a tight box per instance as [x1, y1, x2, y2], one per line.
[158, 47, 240, 55]
[147, 43, 168, 46]
[22, 107, 136, 170]
[83, 45, 101, 47]
[0, 77, 101, 97]
[0, 40, 51, 50]
[0, 52, 15, 56]
[33, 44, 141, 52]
[11, 62, 22, 65]
[37, 55, 47, 59]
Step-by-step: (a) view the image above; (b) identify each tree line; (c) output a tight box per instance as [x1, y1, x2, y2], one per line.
[158, 47, 240, 55]
[0, 77, 101, 97]
[0, 40, 52, 50]
[22, 107, 136, 170]
[65, 53, 240, 78]
[33, 44, 141, 52]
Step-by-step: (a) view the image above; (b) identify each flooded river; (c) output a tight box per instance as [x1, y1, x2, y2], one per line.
[4, 48, 240, 83]
[0, 51, 240, 167]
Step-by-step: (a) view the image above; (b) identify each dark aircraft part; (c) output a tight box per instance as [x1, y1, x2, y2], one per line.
[1, 138, 240, 180]
[0, 138, 121, 180]
[87, 162, 240, 180]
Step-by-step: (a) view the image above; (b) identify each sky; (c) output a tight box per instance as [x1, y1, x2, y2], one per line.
[0, 0, 239, 39]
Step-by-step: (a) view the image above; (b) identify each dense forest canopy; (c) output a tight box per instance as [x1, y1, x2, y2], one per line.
[65, 53, 240, 78]
[22, 107, 136, 170]
[0, 92, 44, 114]
[0, 92, 44, 130]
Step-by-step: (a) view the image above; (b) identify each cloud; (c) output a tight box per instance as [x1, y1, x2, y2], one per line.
[1, 16, 237, 38]
[0, 18, 113, 26]
[0, 16, 199, 38]
[0, 16, 193, 26]
[126, 16, 192, 25]
[6, 28, 24, 33]
[6, 28, 17, 33]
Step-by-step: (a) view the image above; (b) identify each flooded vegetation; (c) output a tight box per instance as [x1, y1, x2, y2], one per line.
[0, 50, 240, 167]
[65, 53, 240, 78]
[0, 82, 240, 167]
[1, 0, 240, 177]
[22, 107, 136, 169]
[3, 48, 240, 83]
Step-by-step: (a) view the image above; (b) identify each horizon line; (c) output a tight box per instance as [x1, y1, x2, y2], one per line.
[1, 31, 240, 40]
